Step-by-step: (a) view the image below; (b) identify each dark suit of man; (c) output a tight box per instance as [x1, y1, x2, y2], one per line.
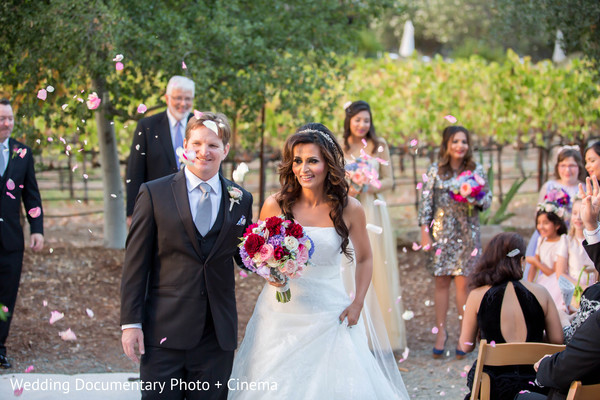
[121, 169, 252, 399]
[126, 111, 184, 216]
[0, 138, 43, 357]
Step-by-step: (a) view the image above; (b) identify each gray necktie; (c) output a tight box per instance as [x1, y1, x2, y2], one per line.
[194, 182, 212, 236]
[0, 144, 5, 176]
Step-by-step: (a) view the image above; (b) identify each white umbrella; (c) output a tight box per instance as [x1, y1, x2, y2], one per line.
[552, 30, 567, 63]
[399, 20, 415, 58]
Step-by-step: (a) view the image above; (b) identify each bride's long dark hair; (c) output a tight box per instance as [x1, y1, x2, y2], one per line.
[277, 123, 351, 259]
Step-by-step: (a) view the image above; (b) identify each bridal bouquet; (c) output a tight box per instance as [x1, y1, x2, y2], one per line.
[448, 170, 487, 216]
[239, 216, 314, 303]
[345, 158, 381, 193]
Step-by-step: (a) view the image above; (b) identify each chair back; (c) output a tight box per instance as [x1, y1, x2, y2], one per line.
[470, 339, 566, 400]
[566, 381, 600, 400]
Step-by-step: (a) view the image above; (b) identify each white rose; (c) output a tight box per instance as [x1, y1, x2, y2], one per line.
[284, 236, 299, 252]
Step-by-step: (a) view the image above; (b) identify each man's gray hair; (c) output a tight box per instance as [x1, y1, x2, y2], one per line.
[166, 76, 195, 97]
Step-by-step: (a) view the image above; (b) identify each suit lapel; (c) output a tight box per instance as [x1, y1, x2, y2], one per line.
[157, 112, 177, 170]
[206, 176, 234, 262]
[171, 170, 203, 258]
[1, 138, 17, 185]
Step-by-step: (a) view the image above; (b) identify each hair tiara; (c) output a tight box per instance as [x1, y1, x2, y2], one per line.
[297, 128, 337, 148]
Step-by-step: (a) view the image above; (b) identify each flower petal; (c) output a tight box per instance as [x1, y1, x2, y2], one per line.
[444, 114, 458, 124]
[137, 104, 147, 114]
[37, 89, 47, 101]
[203, 120, 219, 135]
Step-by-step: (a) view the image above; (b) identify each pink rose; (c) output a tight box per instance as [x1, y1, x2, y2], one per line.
[459, 183, 472, 197]
[259, 243, 274, 262]
[296, 245, 309, 265]
[474, 173, 485, 186]
[283, 259, 298, 275]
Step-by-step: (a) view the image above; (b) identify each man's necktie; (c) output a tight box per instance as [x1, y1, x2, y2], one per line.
[194, 182, 212, 236]
[0, 144, 5, 176]
[175, 121, 184, 168]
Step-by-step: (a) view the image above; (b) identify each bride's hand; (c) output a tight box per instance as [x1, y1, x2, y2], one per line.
[339, 301, 363, 327]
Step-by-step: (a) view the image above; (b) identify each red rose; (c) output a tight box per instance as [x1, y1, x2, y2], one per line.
[265, 216, 283, 235]
[274, 246, 286, 260]
[287, 222, 304, 239]
[245, 223, 258, 235]
[244, 234, 265, 258]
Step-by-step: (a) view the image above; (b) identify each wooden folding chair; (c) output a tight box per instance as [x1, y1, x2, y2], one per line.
[470, 339, 566, 400]
[566, 381, 600, 400]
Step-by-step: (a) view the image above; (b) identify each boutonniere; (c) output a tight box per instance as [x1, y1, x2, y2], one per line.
[11, 146, 26, 160]
[227, 186, 243, 211]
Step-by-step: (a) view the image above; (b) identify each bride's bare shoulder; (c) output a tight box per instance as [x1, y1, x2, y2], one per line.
[343, 197, 366, 224]
[259, 193, 283, 220]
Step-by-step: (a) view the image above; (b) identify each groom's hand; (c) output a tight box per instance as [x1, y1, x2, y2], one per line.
[122, 328, 145, 363]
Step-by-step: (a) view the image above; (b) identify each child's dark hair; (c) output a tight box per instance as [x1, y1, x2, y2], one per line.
[536, 210, 568, 235]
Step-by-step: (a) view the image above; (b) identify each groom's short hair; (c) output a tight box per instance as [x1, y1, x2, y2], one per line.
[185, 111, 232, 145]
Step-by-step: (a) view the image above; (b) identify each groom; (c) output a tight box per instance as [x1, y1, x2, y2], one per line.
[120, 111, 252, 400]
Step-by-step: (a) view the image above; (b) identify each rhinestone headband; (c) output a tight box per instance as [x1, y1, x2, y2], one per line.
[297, 128, 336, 147]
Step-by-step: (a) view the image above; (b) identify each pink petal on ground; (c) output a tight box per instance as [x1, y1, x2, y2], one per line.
[460, 372, 467, 378]
[416, 182, 423, 190]
[6, 192, 15, 199]
[361, 139, 368, 148]
[431, 326, 439, 334]
[6, 179, 15, 191]
[28, 207, 42, 218]
[137, 104, 147, 114]
[85, 308, 94, 318]
[49, 310, 64, 324]
[239, 270, 248, 278]
[42, 300, 48, 307]
[37, 89, 47, 101]
[182, 61, 187, 69]
[14, 387, 23, 396]
[160, 337, 167, 345]
[435, 248, 442, 256]
[423, 244, 431, 251]
[115, 62, 124, 71]
[398, 347, 410, 363]
[412, 242, 422, 251]
[444, 114, 458, 124]
[471, 248, 478, 257]
[58, 328, 77, 341]
[24, 365, 34, 373]
[402, 247, 407, 253]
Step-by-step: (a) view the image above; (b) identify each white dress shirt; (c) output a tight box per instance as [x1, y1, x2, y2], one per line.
[0, 137, 9, 174]
[584, 224, 600, 245]
[166, 110, 189, 153]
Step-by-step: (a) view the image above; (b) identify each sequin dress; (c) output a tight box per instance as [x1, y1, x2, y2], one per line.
[417, 163, 492, 276]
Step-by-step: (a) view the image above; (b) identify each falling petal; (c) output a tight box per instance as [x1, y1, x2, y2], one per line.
[28, 207, 42, 218]
[239, 270, 248, 278]
[416, 182, 423, 190]
[431, 326, 439, 334]
[112, 54, 124, 62]
[373, 199, 386, 206]
[6, 179, 15, 191]
[343, 101, 352, 110]
[6, 192, 15, 199]
[182, 61, 187, 69]
[49, 310, 64, 324]
[14, 387, 23, 396]
[58, 328, 77, 341]
[46, 85, 54, 93]
[402, 310, 414, 320]
[366, 224, 383, 234]
[375, 157, 389, 165]
[137, 104, 147, 114]
[490, 340, 496, 347]
[232, 162, 250, 183]
[435, 248, 442, 256]
[410, 139, 418, 147]
[423, 244, 431, 251]
[412, 242, 421, 251]
[24, 365, 34, 373]
[395, 296, 402, 304]
[203, 120, 219, 135]
[464, 342, 473, 346]
[440, 391, 446, 396]
[86, 92, 101, 110]
[85, 308, 94, 318]
[422, 173, 429, 183]
[398, 347, 410, 363]
[471, 248, 478, 257]
[377, 146, 384, 153]
[37, 89, 47, 101]
[1, 306, 8, 313]
[361, 139, 368, 148]
[444, 114, 458, 124]
[83, 174, 89, 179]
[61, 104, 68, 110]
[110, 194, 117, 198]
[42, 300, 48, 307]
[160, 337, 167, 345]
[194, 109, 203, 119]
[115, 62, 124, 71]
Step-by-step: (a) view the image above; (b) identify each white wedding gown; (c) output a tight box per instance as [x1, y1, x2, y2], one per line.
[229, 227, 409, 399]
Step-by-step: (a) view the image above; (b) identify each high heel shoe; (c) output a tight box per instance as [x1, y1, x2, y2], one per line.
[432, 330, 448, 359]
[455, 348, 467, 360]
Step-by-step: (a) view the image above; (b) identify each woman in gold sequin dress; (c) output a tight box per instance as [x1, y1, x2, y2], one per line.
[418, 126, 491, 359]
[341, 101, 407, 351]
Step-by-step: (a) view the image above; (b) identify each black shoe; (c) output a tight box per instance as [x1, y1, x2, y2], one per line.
[0, 354, 11, 369]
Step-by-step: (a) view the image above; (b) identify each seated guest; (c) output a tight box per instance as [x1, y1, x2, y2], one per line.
[515, 309, 600, 400]
[458, 232, 564, 400]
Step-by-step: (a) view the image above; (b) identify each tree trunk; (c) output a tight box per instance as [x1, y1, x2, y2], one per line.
[92, 76, 127, 249]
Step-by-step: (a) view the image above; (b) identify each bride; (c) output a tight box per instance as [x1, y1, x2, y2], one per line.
[228, 123, 409, 399]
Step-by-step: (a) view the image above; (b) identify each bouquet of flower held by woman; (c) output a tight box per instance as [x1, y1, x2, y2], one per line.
[345, 158, 381, 193]
[239, 216, 314, 303]
[448, 170, 487, 216]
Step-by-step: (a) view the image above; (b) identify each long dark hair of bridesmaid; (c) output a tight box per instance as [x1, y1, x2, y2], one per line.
[438, 125, 477, 179]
